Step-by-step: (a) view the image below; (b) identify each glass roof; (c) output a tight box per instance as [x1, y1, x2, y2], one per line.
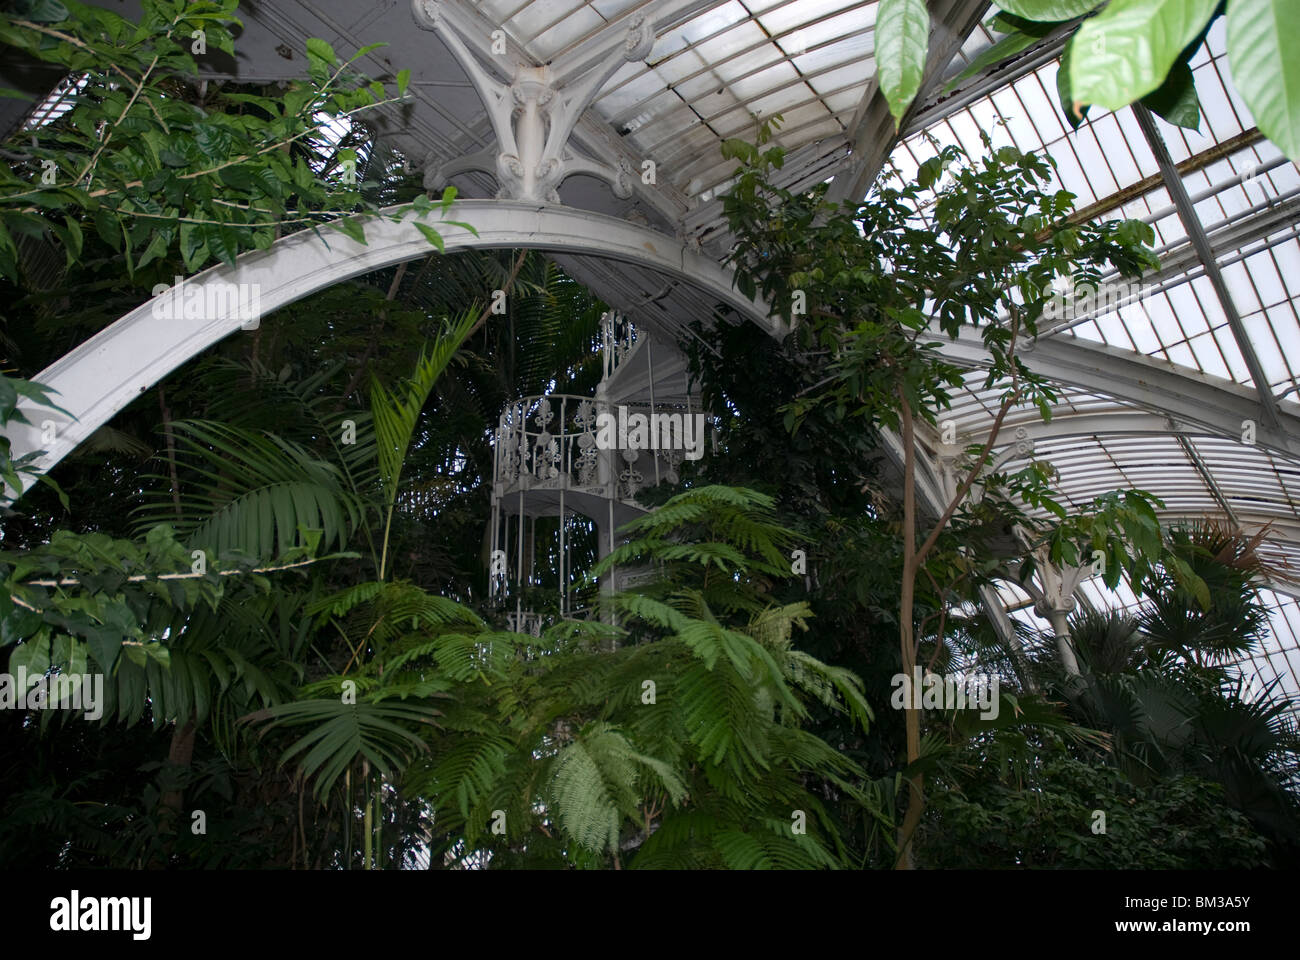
[489, 0, 878, 198]
[477, 0, 1300, 715]
[994, 574, 1300, 708]
[893, 18, 1300, 396]
[17, 0, 1300, 724]
[889, 8, 1300, 718]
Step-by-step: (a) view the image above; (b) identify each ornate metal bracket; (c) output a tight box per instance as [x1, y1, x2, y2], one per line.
[412, 0, 653, 203]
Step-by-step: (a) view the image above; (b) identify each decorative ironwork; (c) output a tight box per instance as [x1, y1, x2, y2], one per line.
[618, 449, 643, 499]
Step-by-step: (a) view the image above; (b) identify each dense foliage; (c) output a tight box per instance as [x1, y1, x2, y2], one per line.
[876, 0, 1300, 161]
[0, 1, 1297, 870]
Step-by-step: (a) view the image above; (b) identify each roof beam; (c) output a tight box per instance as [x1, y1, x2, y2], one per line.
[1177, 434, 1238, 521]
[431, 0, 690, 223]
[682, 135, 850, 246]
[937, 327, 1300, 458]
[903, 26, 1072, 135]
[1034, 191, 1300, 340]
[6, 199, 777, 499]
[1066, 127, 1265, 228]
[550, 0, 726, 84]
[826, 0, 991, 205]
[1132, 103, 1283, 431]
[971, 411, 1182, 451]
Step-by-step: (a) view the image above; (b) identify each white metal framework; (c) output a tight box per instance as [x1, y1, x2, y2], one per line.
[6, 0, 1300, 704]
[7, 200, 772, 493]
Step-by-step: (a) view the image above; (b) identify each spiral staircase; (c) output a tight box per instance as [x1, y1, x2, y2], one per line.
[487, 312, 705, 634]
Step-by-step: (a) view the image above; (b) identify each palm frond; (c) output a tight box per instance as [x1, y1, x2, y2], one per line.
[246, 698, 443, 799]
[370, 308, 479, 505]
[133, 420, 364, 559]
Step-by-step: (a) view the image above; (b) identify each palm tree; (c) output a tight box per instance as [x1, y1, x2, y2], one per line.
[1040, 522, 1300, 864]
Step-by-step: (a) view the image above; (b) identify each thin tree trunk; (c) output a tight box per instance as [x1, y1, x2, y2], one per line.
[892, 316, 1025, 868]
[896, 390, 922, 869]
[158, 384, 182, 519]
[160, 715, 196, 814]
[153, 712, 197, 867]
[342, 261, 408, 400]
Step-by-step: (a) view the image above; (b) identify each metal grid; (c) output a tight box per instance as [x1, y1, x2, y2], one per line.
[891, 10, 1300, 717]
[488, 0, 878, 198]
[889, 19, 1300, 401]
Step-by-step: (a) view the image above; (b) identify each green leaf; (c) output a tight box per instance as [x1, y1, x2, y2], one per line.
[876, 0, 931, 130]
[193, 122, 234, 162]
[351, 42, 388, 62]
[41, 635, 88, 680]
[397, 68, 410, 98]
[414, 221, 444, 253]
[37, 473, 69, 511]
[306, 38, 337, 64]
[720, 138, 759, 164]
[202, 223, 240, 266]
[11, 0, 70, 23]
[252, 698, 438, 799]
[332, 216, 367, 246]
[1139, 57, 1200, 130]
[947, 21, 1046, 91]
[1226, 0, 1300, 161]
[369, 312, 478, 504]
[1069, 0, 1218, 111]
[1056, 43, 1090, 129]
[996, 0, 1101, 19]
[1, 610, 42, 647]
[180, 221, 207, 272]
[917, 155, 945, 189]
[135, 229, 171, 271]
[10, 633, 52, 676]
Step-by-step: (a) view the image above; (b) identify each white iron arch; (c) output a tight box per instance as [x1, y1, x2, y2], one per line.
[15, 198, 1300, 501]
[8, 199, 778, 497]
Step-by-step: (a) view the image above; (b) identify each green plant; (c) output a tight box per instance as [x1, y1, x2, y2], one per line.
[0, 372, 68, 504]
[877, 0, 1300, 160]
[403, 486, 890, 869]
[720, 121, 1159, 866]
[920, 735, 1267, 868]
[0, 0, 462, 284]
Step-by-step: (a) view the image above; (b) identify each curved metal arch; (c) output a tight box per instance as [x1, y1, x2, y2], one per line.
[8, 199, 776, 497]
[937, 327, 1300, 460]
[977, 412, 1190, 472]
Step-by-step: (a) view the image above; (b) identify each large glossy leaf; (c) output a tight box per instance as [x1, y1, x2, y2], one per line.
[1068, 0, 1218, 111]
[948, 16, 1052, 92]
[1056, 43, 1090, 129]
[1227, 0, 1300, 161]
[997, 0, 1101, 19]
[876, 0, 930, 129]
[1140, 58, 1200, 130]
